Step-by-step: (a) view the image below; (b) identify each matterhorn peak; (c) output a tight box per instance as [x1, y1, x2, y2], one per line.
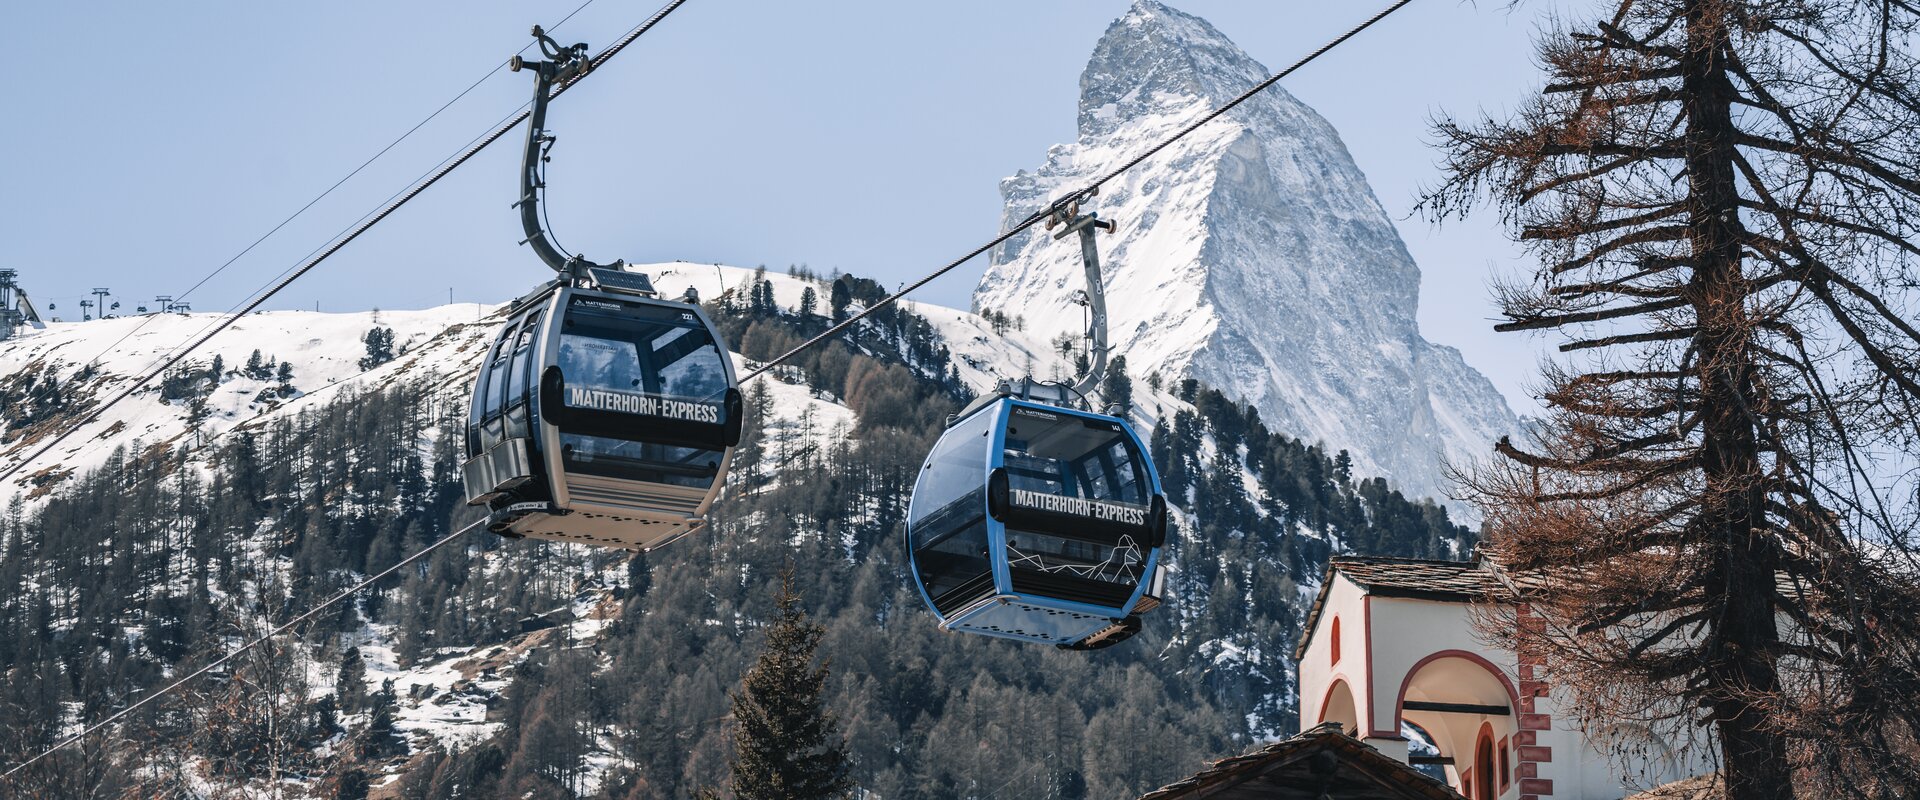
[1078, 1, 1270, 137]
[977, 2, 1519, 500]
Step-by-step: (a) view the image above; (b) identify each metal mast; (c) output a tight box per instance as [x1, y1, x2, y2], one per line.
[998, 195, 1118, 412]
[0, 270, 20, 340]
[510, 26, 622, 283]
[1047, 199, 1114, 401]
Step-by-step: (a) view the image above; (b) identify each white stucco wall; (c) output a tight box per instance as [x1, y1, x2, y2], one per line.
[1295, 569, 1715, 799]
[1298, 574, 1371, 735]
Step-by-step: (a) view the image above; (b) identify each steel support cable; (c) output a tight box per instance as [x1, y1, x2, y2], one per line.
[77, 0, 603, 370]
[0, 518, 485, 780]
[0, 0, 693, 487]
[737, 0, 1416, 385]
[135, 95, 545, 398]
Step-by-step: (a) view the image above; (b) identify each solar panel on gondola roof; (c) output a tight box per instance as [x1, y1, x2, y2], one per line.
[586, 268, 656, 296]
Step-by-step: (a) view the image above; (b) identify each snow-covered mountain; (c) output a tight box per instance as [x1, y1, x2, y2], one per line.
[975, 0, 1519, 499]
[0, 304, 496, 499]
[0, 7, 1514, 790]
[0, 264, 1078, 508]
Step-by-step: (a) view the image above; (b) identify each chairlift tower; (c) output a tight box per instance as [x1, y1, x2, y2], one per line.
[0, 270, 21, 341]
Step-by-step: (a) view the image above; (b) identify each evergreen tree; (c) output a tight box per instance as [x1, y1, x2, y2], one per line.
[828, 277, 852, 322]
[748, 279, 777, 317]
[245, 349, 268, 380]
[360, 679, 403, 759]
[336, 646, 367, 713]
[1100, 354, 1132, 414]
[328, 765, 370, 800]
[798, 286, 817, 318]
[359, 327, 396, 370]
[726, 573, 853, 800]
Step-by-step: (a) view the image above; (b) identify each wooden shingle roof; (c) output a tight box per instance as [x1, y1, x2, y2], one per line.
[1326, 557, 1501, 600]
[1137, 724, 1465, 800]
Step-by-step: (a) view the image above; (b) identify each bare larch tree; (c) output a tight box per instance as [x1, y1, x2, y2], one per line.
[1422, 0, 1920, 797]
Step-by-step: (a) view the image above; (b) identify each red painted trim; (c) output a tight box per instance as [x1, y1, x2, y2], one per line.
[1362, 594, 1401, 738]
[1510, 602, 1553, 797]
[1392, 649, 1522, 733]
[1315, 677, 1357, 726]
[1331, 616, 1343, 666]
[1498, 735, 1511, 790]
[1474, 721, 1505, 794]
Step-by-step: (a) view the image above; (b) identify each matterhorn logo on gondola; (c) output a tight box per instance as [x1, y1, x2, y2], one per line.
[566, 386, 721, 423]
[1009, 489, 1147, 525]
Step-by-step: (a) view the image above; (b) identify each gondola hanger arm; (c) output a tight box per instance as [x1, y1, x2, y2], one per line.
[511, 26, 610, 280]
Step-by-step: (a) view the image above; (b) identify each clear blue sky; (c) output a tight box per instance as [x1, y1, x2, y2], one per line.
[3, 0, 1587, 412]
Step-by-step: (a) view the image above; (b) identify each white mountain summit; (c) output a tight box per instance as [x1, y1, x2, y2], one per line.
[974, 0, 1520, 500]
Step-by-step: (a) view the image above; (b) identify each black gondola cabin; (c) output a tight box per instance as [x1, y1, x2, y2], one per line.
[463, 271, 741, 550]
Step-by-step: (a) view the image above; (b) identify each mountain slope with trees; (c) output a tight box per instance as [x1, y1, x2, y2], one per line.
[0, 267, 1473, 798]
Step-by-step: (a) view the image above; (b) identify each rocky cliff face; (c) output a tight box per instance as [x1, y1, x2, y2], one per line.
[975, 0, 1519, 499]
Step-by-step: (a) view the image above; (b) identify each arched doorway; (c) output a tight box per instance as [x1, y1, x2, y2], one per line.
[1394, 650, 1519, 796]
[1474, 733, 1497, 799]
[1318, 679, 1359, 734]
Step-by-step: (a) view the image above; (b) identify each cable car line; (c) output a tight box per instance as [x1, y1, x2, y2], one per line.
[74, 0, 604, 373]
[0, 518, 486, 781]
[0, 5, 1421, 753]
[0, 0, 694, 488]
[0, 0, 1423, 774]
[65, 97, 546, 453]
[734, 0, 1416, 387]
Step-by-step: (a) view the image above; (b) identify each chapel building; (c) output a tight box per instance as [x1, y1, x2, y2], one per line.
[1293, 557, 1714, 799]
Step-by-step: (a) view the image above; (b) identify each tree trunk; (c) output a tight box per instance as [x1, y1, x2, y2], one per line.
[1681, 2, 1790, 795]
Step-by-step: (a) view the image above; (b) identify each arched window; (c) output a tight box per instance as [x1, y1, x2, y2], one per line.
[1474, 732, 1496, 800]
[1330, 616, 1342, 666]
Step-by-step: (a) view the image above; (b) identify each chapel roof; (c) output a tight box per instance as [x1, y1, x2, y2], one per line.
[1137, 723, 1465, 800]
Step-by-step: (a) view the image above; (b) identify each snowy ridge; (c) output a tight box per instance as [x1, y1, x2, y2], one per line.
[975, 0, 1520, 499]
[0, 305, 497, 502]
[0, 263, 1077, 508]
[645, 262, 1076, 398]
